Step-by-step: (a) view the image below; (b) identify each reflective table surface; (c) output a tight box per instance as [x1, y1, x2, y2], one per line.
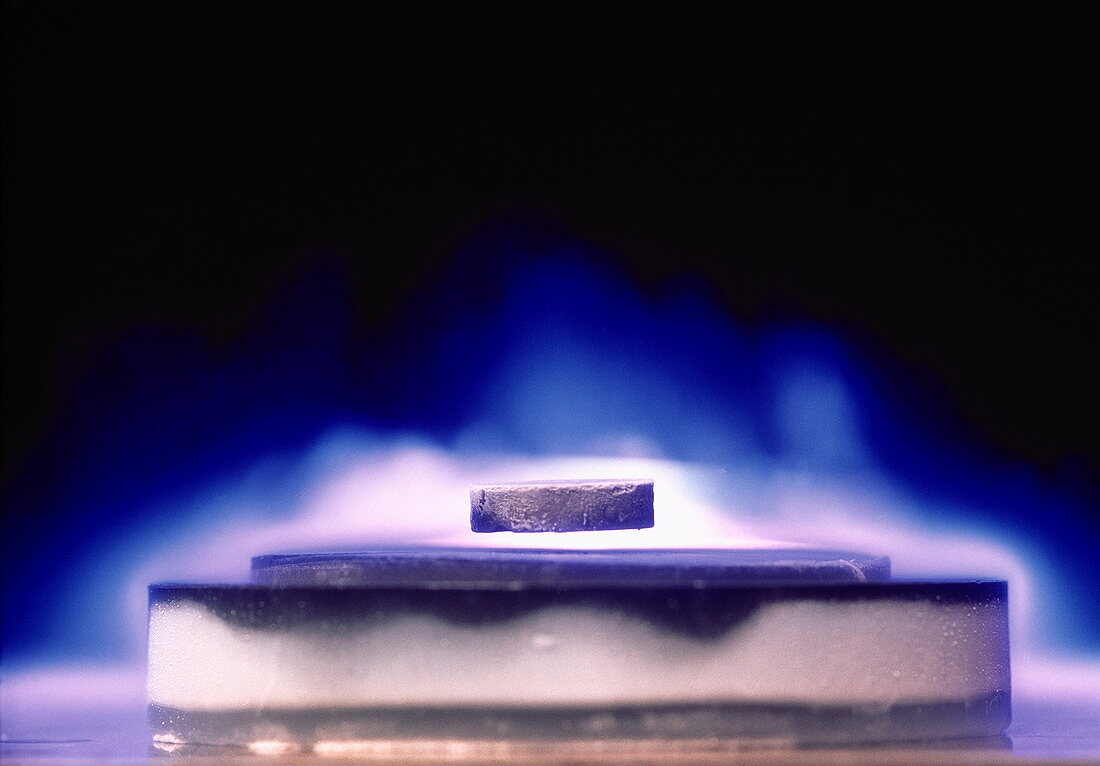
[2, 666, 1098, 765]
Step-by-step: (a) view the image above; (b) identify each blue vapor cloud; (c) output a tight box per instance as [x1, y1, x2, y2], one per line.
[2, 220, 1096, 668]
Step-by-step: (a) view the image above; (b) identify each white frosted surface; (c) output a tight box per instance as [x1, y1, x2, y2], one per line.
[148, 597, 1008, 710]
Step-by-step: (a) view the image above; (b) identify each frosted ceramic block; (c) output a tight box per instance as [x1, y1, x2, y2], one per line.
[148, 549, 1009, 750]
[470, 479, 654, 532]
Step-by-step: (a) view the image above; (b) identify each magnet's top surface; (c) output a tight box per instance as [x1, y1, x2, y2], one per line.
[251, 547, 890, 588]
[470, 479, 654, 533]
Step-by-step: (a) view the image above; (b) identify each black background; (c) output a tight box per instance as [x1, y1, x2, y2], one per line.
[3, 4, 1097, 493]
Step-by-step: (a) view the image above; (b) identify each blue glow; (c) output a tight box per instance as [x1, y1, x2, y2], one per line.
[2, 224, 1097, 672]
